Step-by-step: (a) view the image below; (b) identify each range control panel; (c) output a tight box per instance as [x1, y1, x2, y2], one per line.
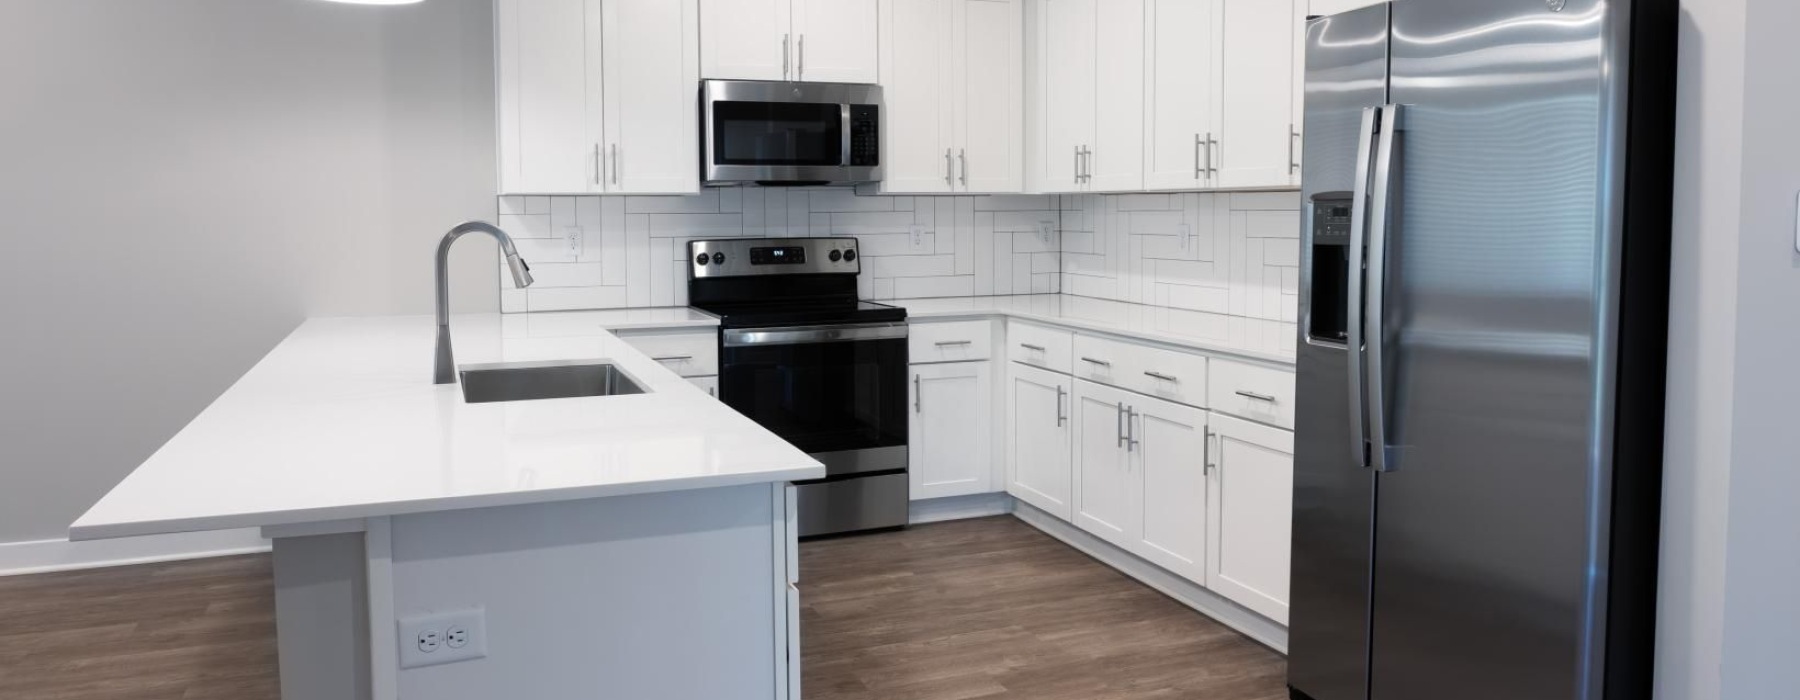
[689, 237, 860, 278]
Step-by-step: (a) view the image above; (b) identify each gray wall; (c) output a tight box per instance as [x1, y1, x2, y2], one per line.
[0, 0, 499, 544]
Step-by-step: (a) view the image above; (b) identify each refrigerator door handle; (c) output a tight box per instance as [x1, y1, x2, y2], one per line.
[1365, 103, 1403, 472]
[1345, 106, 1379, 469]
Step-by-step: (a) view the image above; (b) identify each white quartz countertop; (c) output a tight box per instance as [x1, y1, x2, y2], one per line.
[70, 310, 817, 541]
[891, 295, 1298, 365]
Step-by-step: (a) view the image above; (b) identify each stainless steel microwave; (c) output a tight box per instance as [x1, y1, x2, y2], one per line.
[700, 80, 882, 186]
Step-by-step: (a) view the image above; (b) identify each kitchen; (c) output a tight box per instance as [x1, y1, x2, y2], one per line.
[0, 1, 1794, 699]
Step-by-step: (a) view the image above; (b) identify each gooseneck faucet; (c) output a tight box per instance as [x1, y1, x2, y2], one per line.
[435, 221, 534, 384]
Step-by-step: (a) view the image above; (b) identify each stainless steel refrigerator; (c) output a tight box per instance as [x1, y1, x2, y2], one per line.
[1288, 2, 1675, 700]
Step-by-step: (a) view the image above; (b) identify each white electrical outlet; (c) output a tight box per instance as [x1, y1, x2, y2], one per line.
[564, 225, 582, 259]
[1177, 223, 1192, 250]
[909, 224, 930, 252]
[1038, 221, 1055, 244]
[398, 607, 488, 669]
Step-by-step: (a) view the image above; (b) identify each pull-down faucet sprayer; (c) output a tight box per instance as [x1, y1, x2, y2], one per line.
[434, 221, 534, 384]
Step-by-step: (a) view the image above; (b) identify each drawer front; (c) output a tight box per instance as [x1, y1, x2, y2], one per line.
[1008, 321, 1073, 374]
[1071, 334, 1134, 388]
[618, 330, 719, 377]
[909, 320, 994, 363]
[1208, 359, 1296, 428]
[1120, 343, 1209, 408]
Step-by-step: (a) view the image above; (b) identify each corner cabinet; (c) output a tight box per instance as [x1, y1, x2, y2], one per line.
[1007, 363, 1072, 519]
[496, 0, 700, 195]
[878, 0, 1024, 194]
[909, 362, 995, 499]
[701, 0, 878, 83]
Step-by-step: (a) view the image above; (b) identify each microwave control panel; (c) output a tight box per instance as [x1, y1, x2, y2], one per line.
[850, 105, 879, 167]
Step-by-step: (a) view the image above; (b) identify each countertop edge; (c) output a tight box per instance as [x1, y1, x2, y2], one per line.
[897, 302, 1298, 367]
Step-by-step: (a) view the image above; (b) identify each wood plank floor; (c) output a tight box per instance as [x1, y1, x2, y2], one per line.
[801, 517, 1287, 700]
[0, 515, 1285, 699]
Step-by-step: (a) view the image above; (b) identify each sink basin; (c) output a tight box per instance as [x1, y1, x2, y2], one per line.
[458, 360, 647, 404]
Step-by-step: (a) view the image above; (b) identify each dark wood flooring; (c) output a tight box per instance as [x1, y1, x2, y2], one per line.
[0, 516, 1285, 699]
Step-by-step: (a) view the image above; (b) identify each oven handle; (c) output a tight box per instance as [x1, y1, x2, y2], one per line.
[722, 322, 909, 347]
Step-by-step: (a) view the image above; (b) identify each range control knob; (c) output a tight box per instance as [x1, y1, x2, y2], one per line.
[695, 253, 710, 266]
[828, 249, 843, 262]
[712, 252, 725, 265]
[841, 249, 857, 262]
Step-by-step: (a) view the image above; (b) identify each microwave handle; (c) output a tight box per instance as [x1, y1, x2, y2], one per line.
[841, 104, 853, 167]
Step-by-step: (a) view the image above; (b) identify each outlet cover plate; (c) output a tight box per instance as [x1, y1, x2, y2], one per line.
[398, 607, 488, 669]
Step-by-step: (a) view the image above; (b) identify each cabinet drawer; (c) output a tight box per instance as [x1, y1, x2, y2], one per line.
[1008, 321, 1073, 374]
[616, 329, 719, 378]
[1208, 359, 1295, 429]
[1073, 334, 1208, 407]
[909, 320, 993, 363]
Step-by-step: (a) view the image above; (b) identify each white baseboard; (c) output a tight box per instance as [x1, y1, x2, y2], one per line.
[0, 528, 270, 577]
[1011, 502, 1289, 655]
[909, 492, 1015, 524]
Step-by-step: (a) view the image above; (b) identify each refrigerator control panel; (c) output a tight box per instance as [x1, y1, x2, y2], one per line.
[1308, 192, 1354, 344]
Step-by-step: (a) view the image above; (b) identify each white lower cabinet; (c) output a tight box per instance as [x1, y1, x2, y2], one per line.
[1071, 380, 1136, 548]
[1132, 396, 1209, 583]
[909, 361, 995, 499]
[1206, 412, 1294, 624]
[1006, 363, 1072, 519]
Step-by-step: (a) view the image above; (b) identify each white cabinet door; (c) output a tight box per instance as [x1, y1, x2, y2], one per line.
[1071, 379, 1135, 548]
[1215, 0, 1297, 189]
[1086, 0, 1144, 192]
[1206, 412, 1294, 623]
[1290, 0, 1307, 183]
[688, 375, 720, 398]
[1007, 363, 1072, 519]
[1132, 399, 1208, 583]
[1142, 0, 1215, 190]
[910, 362, 995, 500]
[953, 0, 1023, 193]
[878, 0, 954, 194]
[601, 0, 700, 194]
[496, 0, 602, 194]
[792, 0, 879, 83]
[1038, 0, 1095, 193]
[701, 0, 794, 81]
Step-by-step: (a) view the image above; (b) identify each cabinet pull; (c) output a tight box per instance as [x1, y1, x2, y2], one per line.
[1080, 356, 1111, 367]
[782, 34, 791, 80]
[946, 149, 955, 187]
[1235, 389, 1278, 403]
[593, 144, 602, 185]
[934, 340, 972, 347]
[1019, 343, 1046, 352]
[1194, 133, 1203, 180]
[1073, 146, 1081, 184]
[914, 374, 921, 413]
[709, 385, 717, 397]
[652, 355, 693, 362]
[1055, 385, 1066, 427]
[958, 149, 967, 185]
[1116, 402, 1126, 447]
[1204, 428, 1216, 474]
[609, 143, 619, 185]
[798, 34, 805, 80]
[1289, 126, 1301, 174]
[1144, 370, 1178, 383]
[1209, 134, 1220, 175]
[1126, 406, 1139, 452]
[1081, 146, 1092, 182]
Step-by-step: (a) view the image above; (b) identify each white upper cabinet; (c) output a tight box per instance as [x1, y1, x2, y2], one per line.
[601, 0, 700, 193]
[1008, 363, 1073, 519]
[792, 0, 880, 83]
[880, 0, 1023, 194]
[1207, 412, 1295, 624]
[496, 0, 600, 194]
[1037, 0, 1097, 193]
[910, 361, 996, 500]
[1215, 0, 1299, 189]
[1142, 0, 1217, 190]
[497, 0, 700, 195]
[701, 0, 877, 83]
[1085, 0, 1144, 192]
[700, 0, 793, 81]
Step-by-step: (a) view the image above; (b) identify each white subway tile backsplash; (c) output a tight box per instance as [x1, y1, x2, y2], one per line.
[492, 188, 1299, 314]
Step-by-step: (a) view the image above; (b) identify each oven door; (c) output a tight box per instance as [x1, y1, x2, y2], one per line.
[701, 80, 880, 185]
[719, 323, 908, 476]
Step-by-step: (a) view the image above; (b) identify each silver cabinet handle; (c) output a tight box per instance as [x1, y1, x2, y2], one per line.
[1235, 389, 1277, 403]
[1080, 356, 1111, 367]
[1055, 385, 1066, 427]
[1289, 125, 1301, 175]
[1194, 133, 1203, 180]
[609, 143, 619, 185]
[946, 149, 954, 186]
[1073, 146, 1081, 184]
[1203, 428, 1217, 474]
[1144, 371, 1178, 383]
[652, 355, 693, 362]
[782, 34, 791, 80]
[914, 374, 921, 413]
[1081, 146, 1092, 182]
[593, 144, 602, 185]
[1019, 343, 1046, 352]
[708, 385, 716, 397]
[934, 340, 972, 347]
[958, 149, 967, 186]
[798, 34, 805, 80]
[1205, 132, 1217, 176]
[1127, 406, 1139, 452]
[1116, 402, 1126, 447]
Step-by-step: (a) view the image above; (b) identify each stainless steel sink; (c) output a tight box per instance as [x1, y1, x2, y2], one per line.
[458, 360, 646, 404]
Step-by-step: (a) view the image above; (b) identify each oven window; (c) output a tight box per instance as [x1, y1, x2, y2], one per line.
[712, 101, 842, 166]
[719, 337, 906, 454]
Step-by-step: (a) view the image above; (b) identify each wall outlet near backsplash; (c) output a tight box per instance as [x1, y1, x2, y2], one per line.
[494, 188, 1299, 324]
